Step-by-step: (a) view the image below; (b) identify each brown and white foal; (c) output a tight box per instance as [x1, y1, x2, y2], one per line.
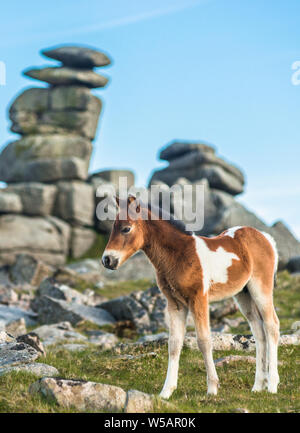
[102, 196, 280, 398]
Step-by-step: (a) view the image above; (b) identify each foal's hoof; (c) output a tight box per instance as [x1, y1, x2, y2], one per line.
[159, 388, 174, 399]
[251, 385, 264, 392]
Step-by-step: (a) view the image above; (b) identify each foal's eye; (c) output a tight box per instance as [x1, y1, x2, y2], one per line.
[121, 226, 131, 234]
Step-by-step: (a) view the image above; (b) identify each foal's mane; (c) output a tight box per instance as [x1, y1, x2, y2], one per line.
[146, 202, 193, 236]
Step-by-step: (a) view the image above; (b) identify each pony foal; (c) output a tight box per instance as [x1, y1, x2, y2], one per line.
[102, 196, 280, 398]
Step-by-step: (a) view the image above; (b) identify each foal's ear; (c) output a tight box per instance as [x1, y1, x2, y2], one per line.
[114, 196, 120, 207]
[128, 195, 140, 213]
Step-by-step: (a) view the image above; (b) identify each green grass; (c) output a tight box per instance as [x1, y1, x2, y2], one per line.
[95, 279, 153, 300]
[0, 271, 299, 413]
[0, 344, 299, 413]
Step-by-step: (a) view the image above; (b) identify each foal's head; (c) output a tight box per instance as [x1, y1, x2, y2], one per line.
[102, 195, 146, 270]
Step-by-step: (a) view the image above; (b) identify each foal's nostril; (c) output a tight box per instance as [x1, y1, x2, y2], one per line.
[102, 254, 119, 269]
[102, 255, 111, 268]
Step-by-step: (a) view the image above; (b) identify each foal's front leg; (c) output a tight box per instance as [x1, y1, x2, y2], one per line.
[159, 299, 188, 399]
[191, 293, 219, 395]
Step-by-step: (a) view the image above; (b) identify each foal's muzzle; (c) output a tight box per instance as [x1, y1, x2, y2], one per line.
[102, 254, 119, 270]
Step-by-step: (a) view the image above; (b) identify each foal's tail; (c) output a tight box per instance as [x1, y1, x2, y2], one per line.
[261, 231, 279, 274]
[261, 231, 279, 290]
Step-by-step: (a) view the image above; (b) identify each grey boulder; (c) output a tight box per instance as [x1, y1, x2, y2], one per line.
[54, 181, 95, 226]
[6, 183, 57, 216]
[42, 45, 111, 68]
[29, 378, 126, 412]
[33, 295, 115, 327]
[0, 192, 22, 214]
[70, 227, 96, 259]
[0, 363, 59, 377]
[24, 66, 109, 88]
[0, 215, 70, 266]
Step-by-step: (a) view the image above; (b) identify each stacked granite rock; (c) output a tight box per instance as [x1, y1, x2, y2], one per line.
[149, 140, 300, 268]
[0, 46, 112, 265]
[149, 141, 245, 195]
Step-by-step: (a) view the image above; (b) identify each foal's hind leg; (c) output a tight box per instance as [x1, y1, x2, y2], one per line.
[234, 287, 268, 391]
[159, 298, 188, 399]
[248, 278, 280, 393]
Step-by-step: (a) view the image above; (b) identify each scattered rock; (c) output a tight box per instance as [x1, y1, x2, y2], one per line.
[32, 322, 87, 346]
[214, 355, 256, 367]
[0, 339, 40, 367]
[87, 331, 118, 350]
[137, 332, 168, 344]
[33, 296, 115, 327]
[17, 333, 46, 356]
[286, 256, 300, 273]
[29, 378, 126, 411]
[0, 287, 18, 305]
[279, 334, 300, 345]
[117, 352, 157, 361]
[210, 299, 238, 321]
[124, 390, 154, 413]
[0, 304, 37, 327]
[291, 321, 300, 332]
[10, 254, 53, 286]
[0, 363, 59, 377]
[99, 295, 150, 334]
[33, 278, 89, 305]
[5, 318, 27, 337]
[59, 344, 88, 352]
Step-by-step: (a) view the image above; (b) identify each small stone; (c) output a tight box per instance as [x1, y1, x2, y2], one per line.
[29, 378, 126, 412]
[0, 363, 59, 377]
[291, 321, 300, 332]
[32, 322, 87, 346]
[87, 331, 118, 350]
[10, 254, 53, 286]
[0, 341, 39, 367]
[17, 333, 46, 356]
[0, 287, 18, 305]
[5, 318, 27, 337]
[214, 355, 256, 367]
[59, 344, 87, 352]
[124, 390, 154, 413]
[0, 304, 37, 327]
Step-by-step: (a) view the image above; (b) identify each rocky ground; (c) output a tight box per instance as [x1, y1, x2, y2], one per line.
[0, 253, 299, 413]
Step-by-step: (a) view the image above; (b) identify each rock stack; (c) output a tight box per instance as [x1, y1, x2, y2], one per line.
[148, 140, 300, 268]
[149, 141, 245, 195]
[0, 45, 112, 265]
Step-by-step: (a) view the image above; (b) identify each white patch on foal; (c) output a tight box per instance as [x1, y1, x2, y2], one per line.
[102, 249, 124, 263]
[193, 235, 240, 294]
[225, 226, 243, 238]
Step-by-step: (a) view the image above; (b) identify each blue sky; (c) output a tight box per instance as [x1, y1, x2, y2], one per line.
[0, 0, 299, 237]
